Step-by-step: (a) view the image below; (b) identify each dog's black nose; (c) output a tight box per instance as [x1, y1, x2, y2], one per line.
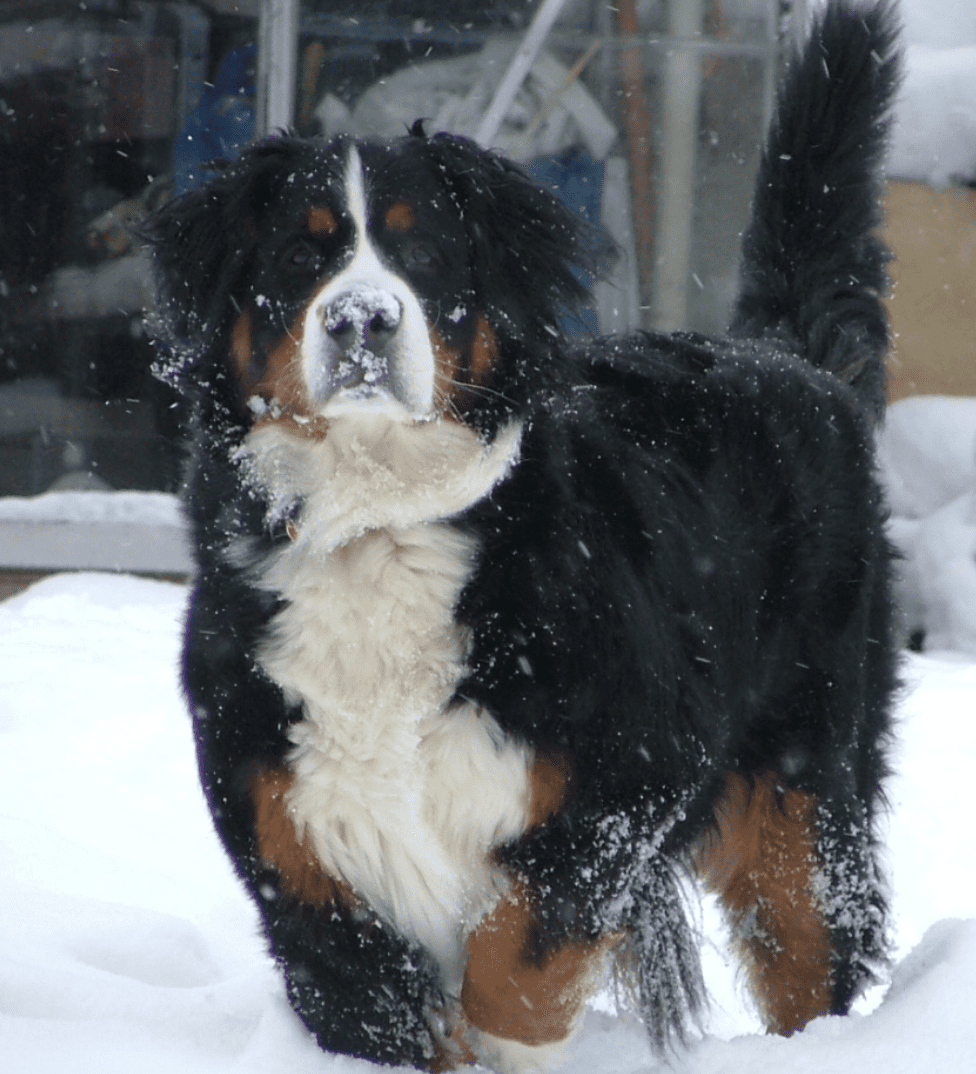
[322, 288, 402, 391]
[325, 289, 402, 355]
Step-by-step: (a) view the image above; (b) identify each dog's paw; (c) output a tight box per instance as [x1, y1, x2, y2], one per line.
[467, 1030, 574, 1074]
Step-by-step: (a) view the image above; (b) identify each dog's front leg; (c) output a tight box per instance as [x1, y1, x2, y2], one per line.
[248, 763, 454, 1069]
[456, 749, 625, 1070]
[460, 875, 619, 1071]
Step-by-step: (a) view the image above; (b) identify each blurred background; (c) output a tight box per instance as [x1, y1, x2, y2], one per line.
[0, 0, 974, 648]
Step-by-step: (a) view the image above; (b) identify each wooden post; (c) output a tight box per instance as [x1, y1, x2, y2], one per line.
[617, 0, 656, 325]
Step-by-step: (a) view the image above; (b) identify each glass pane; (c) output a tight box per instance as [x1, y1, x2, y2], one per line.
[291, 0, 779, 335]
[0, 0, 257, 498]
[0, 0, 780, 509]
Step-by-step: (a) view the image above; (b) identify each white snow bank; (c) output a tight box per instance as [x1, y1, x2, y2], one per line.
[878, 396, 976, 653]
[674, 919, 976, 1074]
[877, 396, 976, 518]
[0, 573, 974, 1072]
[899, 0, 976, 50]
[0, 491, 191, 573]
[0, 489, 182, 526]
[889, 45, 976, 187]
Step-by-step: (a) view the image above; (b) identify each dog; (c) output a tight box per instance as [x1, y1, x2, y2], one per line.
[143, 2, 901, 1069]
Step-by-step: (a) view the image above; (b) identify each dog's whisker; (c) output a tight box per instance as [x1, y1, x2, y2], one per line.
[434, 371, 518, 408]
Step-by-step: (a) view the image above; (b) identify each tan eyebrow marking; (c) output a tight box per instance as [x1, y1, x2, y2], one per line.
[307, 205, 337, 235]
[384, 200, 417, 233]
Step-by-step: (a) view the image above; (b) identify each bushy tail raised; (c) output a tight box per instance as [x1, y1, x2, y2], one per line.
[730, 0, 901, 421]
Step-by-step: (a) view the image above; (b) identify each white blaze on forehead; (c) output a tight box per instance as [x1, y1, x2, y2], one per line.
[345, 143, 369, 236]
[300, 146, 437, 420]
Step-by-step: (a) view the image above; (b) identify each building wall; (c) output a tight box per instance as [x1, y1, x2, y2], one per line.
[884, 180, 976, 402]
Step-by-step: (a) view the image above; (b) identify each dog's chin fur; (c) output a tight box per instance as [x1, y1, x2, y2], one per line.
[235, 415, 523, 548]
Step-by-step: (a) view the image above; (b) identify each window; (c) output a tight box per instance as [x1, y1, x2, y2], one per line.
[0, 0, 790, 568]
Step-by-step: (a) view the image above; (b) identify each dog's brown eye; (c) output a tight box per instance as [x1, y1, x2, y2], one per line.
[282, 241, 321, 272]
[402, 243, 439, 272]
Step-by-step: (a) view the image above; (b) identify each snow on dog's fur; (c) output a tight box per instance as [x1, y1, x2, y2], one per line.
[143, 4, 902, 1069]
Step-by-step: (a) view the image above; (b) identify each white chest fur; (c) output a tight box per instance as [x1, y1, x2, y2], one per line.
[238, 417, 531, 990]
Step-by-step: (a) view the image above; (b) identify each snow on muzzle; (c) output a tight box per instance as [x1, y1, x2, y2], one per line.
[301, 280, 438, 420]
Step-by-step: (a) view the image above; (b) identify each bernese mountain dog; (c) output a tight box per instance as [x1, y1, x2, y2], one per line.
[143, 3, 901, 1069]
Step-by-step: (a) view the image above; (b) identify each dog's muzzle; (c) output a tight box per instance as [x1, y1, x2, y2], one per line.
[324, 287, 402, 392]
[303, 279, 437, 419]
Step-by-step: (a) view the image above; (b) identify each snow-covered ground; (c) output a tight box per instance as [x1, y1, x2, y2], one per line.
[0, 555, 974, 1074]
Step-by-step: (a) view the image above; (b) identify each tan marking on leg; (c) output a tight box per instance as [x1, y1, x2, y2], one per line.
[427, 1015, 479, 1072]
[384, 200, 417, 233]
[695, 770, 833, 1035]
[461, 878, 618, 1047]
[307, 205, 337, 236]
[250, 764, 353, 908]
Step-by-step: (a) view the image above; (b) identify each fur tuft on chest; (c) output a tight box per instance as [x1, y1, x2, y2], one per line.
[239, 417, 532, 987]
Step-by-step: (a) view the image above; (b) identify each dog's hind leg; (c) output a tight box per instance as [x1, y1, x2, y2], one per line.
[812, 793, 889, 1015]
[695, 770, 836, 1035]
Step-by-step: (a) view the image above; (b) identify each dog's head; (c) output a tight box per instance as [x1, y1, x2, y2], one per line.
[144, 127, 607, 440]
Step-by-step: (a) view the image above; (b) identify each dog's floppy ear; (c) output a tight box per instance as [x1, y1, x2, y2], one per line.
[141, 137, 304, 389]
[421, 133, 615, 343]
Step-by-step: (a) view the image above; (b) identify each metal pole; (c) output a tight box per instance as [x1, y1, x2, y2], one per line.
[789, 0, 810, 47]
[474, 0, 572, 148]
[257, 0, 299, 137]
[654, 0, 706, 332]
